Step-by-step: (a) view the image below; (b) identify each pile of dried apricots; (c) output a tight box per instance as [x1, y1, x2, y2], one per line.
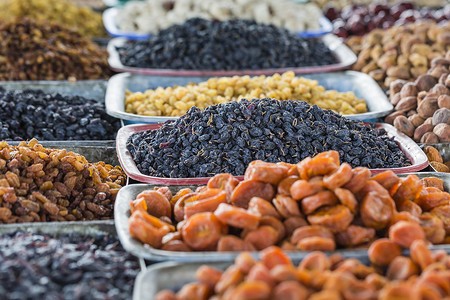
[155, 242, 450, 299]
[128, 150, 450, 252]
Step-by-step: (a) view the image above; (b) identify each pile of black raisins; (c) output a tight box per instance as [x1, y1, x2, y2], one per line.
[0, 231, 139, 300]
[117, 18, 337, 70]
[0, 87, 121, 140]
[127, 98, 411, 178]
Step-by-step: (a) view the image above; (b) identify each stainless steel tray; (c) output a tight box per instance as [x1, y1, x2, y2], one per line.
[115, 172, 449, 262]
[420, 143, 450, 173]
[105, 71, 392, 124]
[107, 34, 356, 77]
[0, 80, 107, 102]
[0, 220, 116, 235]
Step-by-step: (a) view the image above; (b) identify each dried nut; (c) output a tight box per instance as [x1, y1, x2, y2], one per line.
[430, 161, 450, 173]
[431, 58, 450, 68]
[390, 79, 407, 96]
[429, 65, 448, 79]
[424, 146, 443, 163]
[368, 69, 385, 82]
[385, 111, 405, 125]
[417, 98, 439, 119]
[410, 67, 428, 79]
[433, 123, 450, 142]
[438, 95, 450, 109]
[391, 93, 402, 106]
[409, 53, 428, 68]
[385, 77, 400, 89]
[387, 67, 410, 80]
[395, 96, 417, 112]
[439, 73, 449, 85]
[406, 110, 416, 117]
[446, 75, 450, 88]
[432, 84, 450, 95]
[400, 83, 418, 98]
[408, 114, 425, 127]
[424, 117, 434, 125]
[393, 116, 415, 137]
[420, 132, 440, 143]
[432, 108, 450, 125]
[415, 74, 437, 92]
[413, 124, 434, 142]
[397, 54, 410, 68]
[362, 61, 378, 74]
[436, 33, 450, 45]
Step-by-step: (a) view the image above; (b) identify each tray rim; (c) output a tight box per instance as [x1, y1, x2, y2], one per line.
[115, 122, 428, 185]
[107, 34, 356, 76]
[115, 172, 445, 262]
[105, 70, 393, 123]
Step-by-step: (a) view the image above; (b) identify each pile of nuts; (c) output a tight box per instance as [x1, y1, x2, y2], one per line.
[0, 18, 112, 81]
[386, 52, 450, 143]
[424, 145, 450, 172]
[125, 72, 367, 117]
[0, 0, 106, 37]
[116, 0, 323, 34]
[313, 0, 446, 9]
[156, 241, 450, 299]
[347, 20, 450, 89]
[0, 139, 126, 223]
[129, 151, 449, 252]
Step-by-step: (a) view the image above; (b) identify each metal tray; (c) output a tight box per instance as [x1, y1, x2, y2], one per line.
[420, 143, 450, 173]
[0, 220, 116, 235]
[103, 7, 333, 40]
[115, 122, 428, 185]
[115, 172, 446, 262]
[107, 34, 356, 77]
[105, 71, 392, 124]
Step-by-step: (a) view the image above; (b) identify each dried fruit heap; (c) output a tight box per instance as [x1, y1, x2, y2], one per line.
[0, 231, 139, 298]
[155, 243, 450, 299]
[0, 88, 121, 141]
[0, 139, 126, 223]
[117, 18, 337, 70]
[128, 151, 450, 252]
[127, 98, 409, 178]
[0, 18, 112, 81]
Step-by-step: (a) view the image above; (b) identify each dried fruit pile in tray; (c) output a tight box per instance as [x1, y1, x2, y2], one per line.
[0, 231, 139, 298]
[424, 145, 450, 172]
[125, 71, 367, 117]
[0, 0, 106, 37]
[0, 87, 121, 141]
[155, 242, 450, 299]
[325, 1, 449, 38]
[127, 98, 409, 178]
[0, 139, 126, 223]
[128, 151, 449, 252]
[116, 18, 337, 70]
[347, 20, 450, 89]
[0, 18, 112, 81]
[386, 53, 450, 143]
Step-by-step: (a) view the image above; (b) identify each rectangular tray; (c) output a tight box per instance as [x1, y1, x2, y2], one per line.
[107, 34, 356, 77]
[115, 122, 428, 185]
[115, 172, 447, 262]
[0, 220, 116, 235]
[105, 71, 393, 124]
[103, 7, 333, 40]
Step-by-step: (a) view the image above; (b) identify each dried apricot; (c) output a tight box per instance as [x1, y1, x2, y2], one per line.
[368, 238, 402, 266]
[398, 200, 422, 217]
[323, 163, 353, 190]
[230, 281, 271, 300]
[290, 179, 323, 201]
[273, 281, 310, 300]
[214, 203, 260, 230]
[217, 235, 255, 252]
[248, 197, 280, 219]
[181, 212, 223, 250]
[342, 167, 371, 194]
[161, 240, 191, 252]
[393, 175, 422, 203]
[231, 180, 275, 209]
[416, 192, 450, 211]
[278, 176, 299, 196]
[335, 225, 375, 247]
[421, 177, 444, 191]
[283, 216, 308, 236]
[136, 190, 172, 218]
[177, 283, 210, 300]
[259, 216, 286, 242]
[431, 205, 450, 234]
[334, 188, 358, 213]
[196, 265, 223, 288]
[389, 221, 426, 248]
[419, 213, 446, 244]
[297, 237, 336, 251]
[307, 205, 353, 233]
[207, 173, 239, 200]
[410, 240, 434, 271]
[372, 171, 401, 191]
[298, 251, 329, 272]
[291, 225, 334, 245]
[386, 256, 419, 280]
[184, 189, 227, 219]
[260, 246, 292, 270]
[273, 194, 302, 218]
[235, 252, 256, 274]
[301, 191, 338, 215]
[244, 226, 279, 250]
[215, 265, 244, 294]
[246, 263, 274, 288]
[244, 160, 289, 185]
[360, 192, 395, 230]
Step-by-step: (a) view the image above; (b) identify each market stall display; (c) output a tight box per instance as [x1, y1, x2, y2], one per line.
[385, 54, 450, 143]
[0, 139, 126, 223]
[347, 20, 450, 89]
[0, 18, 112, 81]
[106, 71, 393, 124]
[313, 0, 446, 9]
[114, 18, 337, 71]
[325, 2, 449, 38]
[123, 72, 368, 117]
[123, 152, 449, 255]
[424, 145, 450, 172]
[0, 0, 106, 37]
[0, 87, 121, 140]
[149, 243, 450, 300]
[0, 224, 139, 299]
[111, 0, 324, 36]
